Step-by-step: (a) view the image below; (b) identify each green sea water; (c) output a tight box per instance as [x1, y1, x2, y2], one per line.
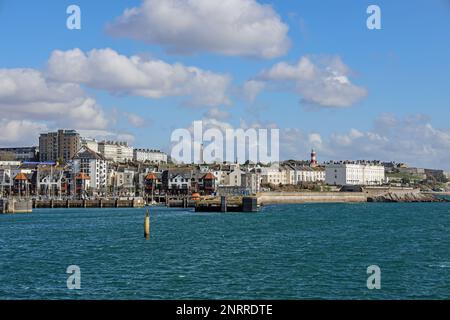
[0, 203, 449, 299]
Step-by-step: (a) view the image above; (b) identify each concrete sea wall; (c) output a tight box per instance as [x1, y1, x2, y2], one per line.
[0, 199, 33, 214]
[257, 192, 368, 205]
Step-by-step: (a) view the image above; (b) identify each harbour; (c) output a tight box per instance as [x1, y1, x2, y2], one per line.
[1, 202, 449, 299]
[1, 187, 446, 214]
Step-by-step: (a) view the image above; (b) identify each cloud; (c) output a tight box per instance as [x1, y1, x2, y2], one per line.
[125, 112, 147, 128]
[279, 114, 450, 170]
[46, 48, 231, 107]
[241, 80, 266, 102]
[107, 0, 290, 59]
[203, 107, 231, 121]
[0, 119, 48, 146]
[78, 129, 136, 144]
[0, 68, 109, 130]
[250, 55, 367, 108]
[0, 68, 133, 146]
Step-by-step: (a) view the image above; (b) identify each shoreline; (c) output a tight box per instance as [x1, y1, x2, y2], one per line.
[257, 190, 448, 205]
[257, 192, 367, 205]
[2, 190, 448, 214]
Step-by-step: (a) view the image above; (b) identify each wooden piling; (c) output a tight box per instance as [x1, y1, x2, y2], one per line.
[220, 196, 227, 212]
[144, 209, 150, 239]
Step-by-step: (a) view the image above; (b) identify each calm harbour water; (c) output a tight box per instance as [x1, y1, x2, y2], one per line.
[0, 202, 449, 300]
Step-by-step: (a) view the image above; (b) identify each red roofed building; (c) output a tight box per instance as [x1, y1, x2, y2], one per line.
[201, 172, 216, 195]
[13, 173, 30, 196]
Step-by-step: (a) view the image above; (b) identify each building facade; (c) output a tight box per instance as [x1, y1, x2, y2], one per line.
[325, 162, 385, 186]
[293, 166, 326, 183]
[98, 141, 133, 163]
[133, 149, 168, 163]
[0, 147, 38, 162]
[72, 147, 108, 193]
[39, 130, 81, 163]
[260, 166, 288, 185]
[81, 138, 99, 153]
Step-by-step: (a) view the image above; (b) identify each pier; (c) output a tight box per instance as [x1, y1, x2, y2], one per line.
[0, 198, 33, 214]
[195, 196, 258, 213]
[32, 198, 145, 209]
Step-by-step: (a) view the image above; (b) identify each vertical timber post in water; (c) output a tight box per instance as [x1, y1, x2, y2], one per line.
[221, 196, 227, 213]
[144, 209, 150, 239]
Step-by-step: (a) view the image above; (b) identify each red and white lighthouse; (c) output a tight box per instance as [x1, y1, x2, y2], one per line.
[310, 149, 318, 167]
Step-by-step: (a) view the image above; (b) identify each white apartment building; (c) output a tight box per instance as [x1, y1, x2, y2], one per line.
[98, 141, 133, 163]
[293, 166, 326, 183]
[133, 149, 168, 164]
[72, 147, 108, 191]
[260, 166, 288, 185]
[224, 168, 244, 187]
[81, 138, 99, 153]
[325, 162, 385, 186]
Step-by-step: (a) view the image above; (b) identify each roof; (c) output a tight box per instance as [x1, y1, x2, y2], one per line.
[14, 173, 28, 181]
[73, 147, 106, 161]
[202, 172, 215, 180]
[75, 172, 90, 180]
[145, 172, 157, 180]
[167, 168, 193, 179]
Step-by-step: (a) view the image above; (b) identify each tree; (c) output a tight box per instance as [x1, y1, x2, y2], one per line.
[401, 177, 410, 185]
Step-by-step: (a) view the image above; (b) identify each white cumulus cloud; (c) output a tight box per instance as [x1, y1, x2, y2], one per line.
[46, 48, 231, 107]
[251, 55, 367, 108]
[0, 68, 109, 130]
[0, 119, 48, 146]
[107, 0, 290, 59]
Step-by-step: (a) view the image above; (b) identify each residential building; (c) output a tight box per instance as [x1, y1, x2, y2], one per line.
[0, 161, 22, 167]
[325, 162, 385, 186]
[36, 165, 66, 197]
[72, 147, 108, 193]
[39, 129, 81, 163]
[0, 165, 14, 196]
[0, 147, 38, 162]
[241, 171, 261, 194]
[292, 165, 326, 183]
[260, 165, 288, 185]
[224, 168, 244, 187]
[163, 169, 193, 194]
[98, 141, 133, 163]
[81, 138, 99, 153]
[133, 149, 168, 164]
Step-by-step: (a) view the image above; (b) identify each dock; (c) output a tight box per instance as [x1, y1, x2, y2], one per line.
[32, 198, 145, 209]
[195, 196, 258, 213]
[0, 198, 33, 214]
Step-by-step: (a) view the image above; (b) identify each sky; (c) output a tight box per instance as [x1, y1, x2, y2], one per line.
[0, 0, 450, 169]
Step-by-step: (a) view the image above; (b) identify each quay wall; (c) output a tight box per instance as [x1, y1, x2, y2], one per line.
[33, 198, 145, 209]
[257, 192, 368, 205]
[0, 199, 33, 214]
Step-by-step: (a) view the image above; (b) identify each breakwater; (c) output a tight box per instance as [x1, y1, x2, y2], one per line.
[257, 188, 446, 205]
[257, 192, 368, 205]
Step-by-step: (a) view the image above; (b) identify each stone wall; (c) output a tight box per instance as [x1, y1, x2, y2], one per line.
[257, 192, 368, 205]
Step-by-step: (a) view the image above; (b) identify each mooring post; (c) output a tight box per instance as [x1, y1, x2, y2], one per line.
[144, 209, 150, 239]
[221, 196, 227, 212]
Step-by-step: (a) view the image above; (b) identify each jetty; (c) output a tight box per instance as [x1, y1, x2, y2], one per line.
[0, 198, 33, 214]
[195, 196, 258, 212]
[32, 198, 145, 208]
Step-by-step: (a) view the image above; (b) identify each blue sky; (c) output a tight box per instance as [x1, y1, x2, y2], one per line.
[1, 0, 450, 169]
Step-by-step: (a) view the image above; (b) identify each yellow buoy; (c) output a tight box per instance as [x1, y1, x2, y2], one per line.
[144, 209, 150, 239]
